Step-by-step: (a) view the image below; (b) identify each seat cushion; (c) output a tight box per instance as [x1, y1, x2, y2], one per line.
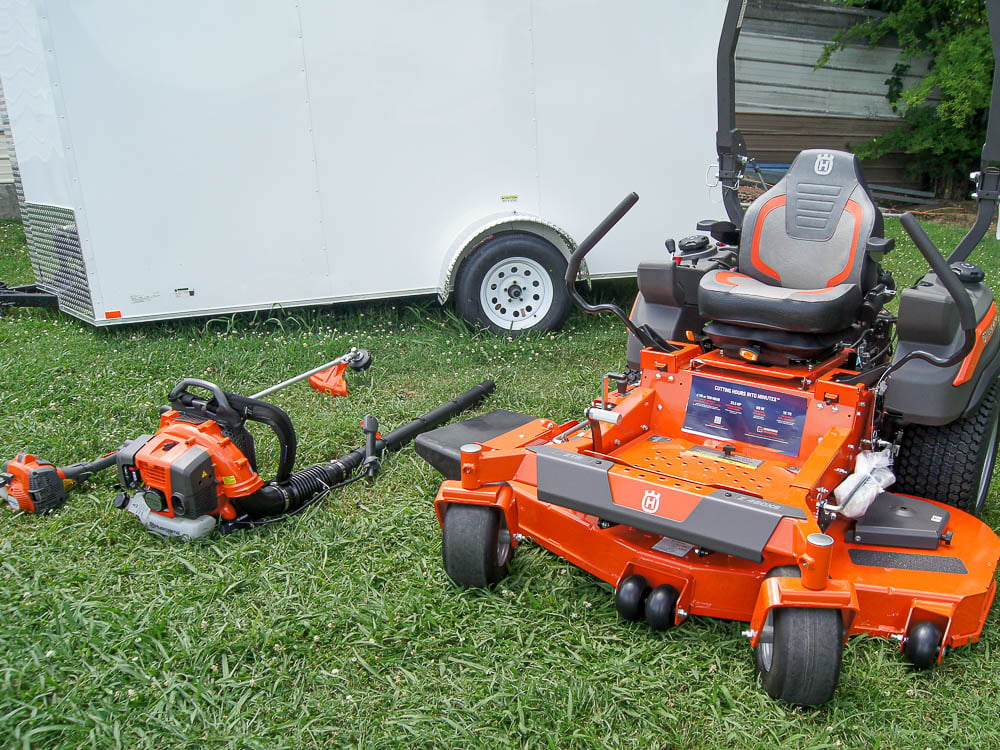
[699, 270, 863, 333]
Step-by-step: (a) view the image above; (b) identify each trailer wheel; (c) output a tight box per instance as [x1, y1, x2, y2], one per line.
[893, 380, 1000, 515]
[442, 503, 513, 588]
[754, 606, 842, 706]
[455, 232, 572, 334]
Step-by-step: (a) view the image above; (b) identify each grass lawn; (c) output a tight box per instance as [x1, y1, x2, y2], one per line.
[2, 215, 1000, 748]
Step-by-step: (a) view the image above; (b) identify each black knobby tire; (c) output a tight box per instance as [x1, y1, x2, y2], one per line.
[442, 504, 513, 588]
[454, 232, 573, 335]
[893, 380, 1000, 514]
[754, 566, 843, 706]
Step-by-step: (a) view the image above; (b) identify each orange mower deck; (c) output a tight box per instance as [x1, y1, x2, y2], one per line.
[426, 345, 1000, 673]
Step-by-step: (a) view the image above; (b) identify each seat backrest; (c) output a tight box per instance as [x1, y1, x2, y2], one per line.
[739, 149, 883, 291]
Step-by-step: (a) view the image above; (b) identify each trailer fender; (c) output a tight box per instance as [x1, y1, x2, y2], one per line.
[437, 214, 584, 304]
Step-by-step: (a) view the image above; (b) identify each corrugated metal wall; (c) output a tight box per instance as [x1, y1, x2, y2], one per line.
[0, 78, 12, 185]
[736, 0, 919, 189]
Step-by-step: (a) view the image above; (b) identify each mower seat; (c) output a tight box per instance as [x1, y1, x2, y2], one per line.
[699, 149, 886, 357]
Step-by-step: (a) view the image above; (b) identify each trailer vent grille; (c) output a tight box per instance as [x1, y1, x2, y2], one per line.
[20, 203, 94, 321]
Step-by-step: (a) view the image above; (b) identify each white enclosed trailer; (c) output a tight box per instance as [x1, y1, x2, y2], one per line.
[0, 0, 725, 329]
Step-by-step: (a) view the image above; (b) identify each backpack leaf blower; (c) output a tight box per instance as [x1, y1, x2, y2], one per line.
[112, 379, 495, 539]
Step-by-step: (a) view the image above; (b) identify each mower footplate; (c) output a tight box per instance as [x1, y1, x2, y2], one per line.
[531, 444, 806, 561]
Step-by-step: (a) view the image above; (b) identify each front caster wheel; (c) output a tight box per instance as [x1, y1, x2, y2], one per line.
[904, 621, 943, 669]
[442, 504, 513, 588]
[614, 575, 650, 621]
[754, 606, 843, 706]
[644, 584, 679, 631]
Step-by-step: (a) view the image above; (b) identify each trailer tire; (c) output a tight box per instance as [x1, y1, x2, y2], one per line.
[455, 232, 572, 334]
[442, 504, 513, 588]
[893, 380, 1000, 515]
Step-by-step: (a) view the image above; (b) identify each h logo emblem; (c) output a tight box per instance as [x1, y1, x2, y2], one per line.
[814, 153, 835, 176]
[641, 489, 661, 514]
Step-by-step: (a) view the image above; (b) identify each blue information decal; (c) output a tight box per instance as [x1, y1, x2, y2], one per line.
[682, 374, 808, 457]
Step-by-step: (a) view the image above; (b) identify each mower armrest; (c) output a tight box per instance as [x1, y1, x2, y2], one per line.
[866, 236, 894, 261]
[696, 219, 741, 246]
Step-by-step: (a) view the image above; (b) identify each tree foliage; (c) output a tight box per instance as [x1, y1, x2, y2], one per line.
[820, 0, 993, 197]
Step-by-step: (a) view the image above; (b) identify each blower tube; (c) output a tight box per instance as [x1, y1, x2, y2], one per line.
[233, 380, 496, 518]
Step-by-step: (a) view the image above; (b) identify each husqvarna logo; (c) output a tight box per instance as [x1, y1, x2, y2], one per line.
[983, 315, 997, 344]
[814, 153, 835, 176]
[641, 489, 661, 514]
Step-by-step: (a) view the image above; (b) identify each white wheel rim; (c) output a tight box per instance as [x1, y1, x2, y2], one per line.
[478, 256, 554, 330]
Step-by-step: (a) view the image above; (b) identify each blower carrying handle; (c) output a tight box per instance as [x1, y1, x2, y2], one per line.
[168, 379, 241, 424]
[167, 378, 298, 482]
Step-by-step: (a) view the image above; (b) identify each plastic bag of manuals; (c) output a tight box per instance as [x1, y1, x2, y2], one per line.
[832, 449, 895, 519]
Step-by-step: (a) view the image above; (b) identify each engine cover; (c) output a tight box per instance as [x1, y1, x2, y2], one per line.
[116, 411, 264, 523]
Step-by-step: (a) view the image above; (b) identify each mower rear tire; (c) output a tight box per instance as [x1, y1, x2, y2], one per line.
[893, 380, 1000, 515]
[454, 232, 572, 335]
[442, 503, 513, 588]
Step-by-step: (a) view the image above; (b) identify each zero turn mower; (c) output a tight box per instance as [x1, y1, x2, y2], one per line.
[415, 0, 1000, 705]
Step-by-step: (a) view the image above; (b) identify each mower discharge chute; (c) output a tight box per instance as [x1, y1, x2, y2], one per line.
[416, 0, 1000, 705]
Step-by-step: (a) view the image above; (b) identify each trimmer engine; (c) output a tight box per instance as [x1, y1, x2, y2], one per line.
[1, 452, 118, 513]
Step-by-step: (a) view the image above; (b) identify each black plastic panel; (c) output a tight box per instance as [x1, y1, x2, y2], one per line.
[848, 548, 968, 574]
[848, 492, 950, 550]
[531, 445, 805, 562]
[414, 409, 536, 479]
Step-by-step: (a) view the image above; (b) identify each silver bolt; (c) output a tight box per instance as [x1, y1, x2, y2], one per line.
[667, 375, 675, 383]
[742, 629, 757, 639]
[677, 608, 688, 618]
